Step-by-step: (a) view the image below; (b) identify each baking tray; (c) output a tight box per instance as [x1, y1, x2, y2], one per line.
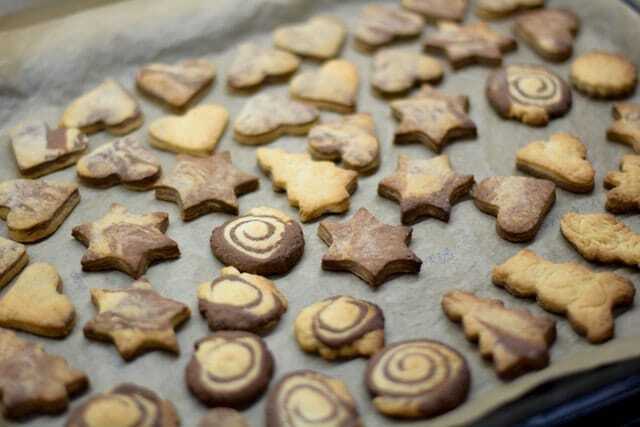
[0, 0, 639, 426]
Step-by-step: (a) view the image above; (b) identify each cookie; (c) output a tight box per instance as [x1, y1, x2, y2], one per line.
[493, 249, 635, 343]
[608, 102, 640, 152]
[307, 113, 380, 174]
[570, 51, 637, 98]
[318, 207, 422, 287]
[354, 4, 424, 52]
[0, 179, 80, 243]
[233, 93, 319, 145]
[200, 408, 249, 427]
[65, 384, 179, 427]
[424, 21, 516, 69]
[0, 263, 74, 338]
[186, 331, 274, 408]
[604, 155, 640, 213]
[155, 152, 259, 221]
[371, 48, 444, 96]
[265, 370, 361, 427]
[290, 59, 359, 113]
[560, 212, 640, 268]
[0, 237, 28, 289]
[294, 295, 385, 360]
[516, 132, 595, 193]
[10, 121, 88, 179]
[514, 8, 579, 62]
[84, 278, 190, 360]
[365, 339, 470, 419]
[210, 207, 304, 275]
[486, 64, 572, 126]
[473, 176, 555, 242]
[0, 329, 88, 419]
[227, 43, 300, 90]
[149, 104, 229, 156]
[76, 137, 161, 190]
[401, 0, 467, 23]
[198, 266, 288, 333]
[72, 203, 180, 278]
[273, 16, 346, 60]
[442, 290, 556, 379]
[257, 148, 358, 222]
[379, 154, 474, 224]
[476, 0, 544, 19]
[61, 79, 143, 135]
[391, 85, 477, 152]
[136, 58, 216, 109]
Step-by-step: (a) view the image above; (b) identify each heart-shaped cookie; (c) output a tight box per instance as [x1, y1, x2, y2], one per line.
[227, 43, 300, 90]
[273, 16, 346, 60]
[290, 59, 359, 113]
[149, 104, 229, 156]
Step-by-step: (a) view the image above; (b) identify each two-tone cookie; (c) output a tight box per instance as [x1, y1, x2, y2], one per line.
[290, 59, 359, 113]
[354, 4, 424, 52]
[0, 237, 28, 289]
[571, 51, 637, 98]
[371, 48, 444, 96]
[514, 8, 579, 61]
[273, 16, 346, 60]
[227, 43, 300, 91]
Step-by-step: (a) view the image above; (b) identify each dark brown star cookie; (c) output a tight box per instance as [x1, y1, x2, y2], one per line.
[0, 329, 88, 419]
[155, 152, 259, 221]
[514, 8, 579, 62]
[401, 0, 468, 23]
[472, 176, 556, 242]
[65, 383, 179, 427]
[391, 85, 476, 152]
[379, 154, 474, 224]
[424, 21, 516, 69]
[186, 331, 274, 408]
[608, 102, 640, 152]
[84, 279, 190, 361]
[318, 207, 422, 288]
[72, 203, 180, 278]
[354, 4, 424, 52]
[0, 237, 28, 289]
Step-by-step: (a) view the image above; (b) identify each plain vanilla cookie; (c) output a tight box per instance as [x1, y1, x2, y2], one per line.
[571, 51, 637, 98]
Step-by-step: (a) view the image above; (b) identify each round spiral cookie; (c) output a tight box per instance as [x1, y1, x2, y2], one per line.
[198, 266, 288, 333]
[211, 207, 304, 276]
[365, 339, 470, 419]
[294, 295, 385, 360]
[186, 331, 274, 408]
[265, 370, 362, 427]
[486, 64, 572, 126]
[65, 383, 179, 427]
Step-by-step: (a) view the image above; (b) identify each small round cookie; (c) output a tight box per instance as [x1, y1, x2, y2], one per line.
[198, 266, 288, 333]
[199, 408, 249, 427]
[365, 339, 470, 419]
[265, 370, 362, 427]
[294, 295, 384, 360]
[570, 51, 637, 98]
[186, 331, 274, 408]
[210, 207, 305, 276]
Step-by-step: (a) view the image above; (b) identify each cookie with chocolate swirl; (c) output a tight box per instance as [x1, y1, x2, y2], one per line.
[186, 331, 274, 408]
[211, 207, 304, 276]
[365, 339, 470, 419]
[198, 266, 288, 333]
[294, 295, 384, 360]
[266, 370, 362, 427]
[65, 383, 179, 427]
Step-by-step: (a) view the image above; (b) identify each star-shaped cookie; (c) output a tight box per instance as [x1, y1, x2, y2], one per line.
[155, 151, 259, 221]
[607, 102, 640, 152]
[72, 203, 180, 278]
[84, 279, 190, 360]
[390, 85, 476, 152]
[318, 207, 422, 287]
[378, 154, 474, 224]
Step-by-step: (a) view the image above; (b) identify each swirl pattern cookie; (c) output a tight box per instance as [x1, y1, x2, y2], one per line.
[265, 370, 361, 427]
[294, 295, 385, 360]
[354, 4, 424, 52]
[65, 383, 179, 427]
[0, 237, 28, 289]
[186, 331, 274, 408]
[487, 64, 572, 126]
[365, 339, 470, 419]
[198, 266, 288, 333]
[372, 49, 443, 96]
[211, 207, 304, 275]
[228, 43, 300, 90]
[273, 16, 346, 60]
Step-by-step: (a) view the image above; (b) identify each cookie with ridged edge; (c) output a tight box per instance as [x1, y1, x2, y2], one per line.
[0, 237, 28, 289]
[571, 51, 637, 99]
[354, 4, 424, 52]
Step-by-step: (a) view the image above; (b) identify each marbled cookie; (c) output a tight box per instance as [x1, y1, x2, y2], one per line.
[401, 0, 468, 23]
[571, 51, 637, 99]
[476, 0, 544, 19]
[604, 155, 640, 213]
[514, 8, 579, 61]
[354, 4, 424, 52]
[228, 43, 300, 90]
[290, 59, 359, 113]
[608, 102, 640, 152]
[0, 237, 27, 289]
[273, 16, 346, 60]
[371, 48, 444, 96]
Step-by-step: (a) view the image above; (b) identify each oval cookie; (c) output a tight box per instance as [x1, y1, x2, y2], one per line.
[570, 51, 637, 99]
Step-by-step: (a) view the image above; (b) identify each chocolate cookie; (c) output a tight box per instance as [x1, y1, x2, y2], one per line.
[0, 237, 28, 289]
[294, 295, 385, 360]
[273, 16, 346, 60]
[514, 8, 579, 61]
[354, 4, 424, 52]
[227, 43, 300, 91]
[186, 331, 274, 408]
[401, 0, 468, 23]
[571, 51, 637, 98]
[486, 64, 572, 126]
[371, 48, 443, 96]
[365, 339, 470, 419]
[608, 102, 640, 152]
[198, 266, 288, 333]
[604, 154, 640, 213]
[211, 207, 304, 276]
[290, 59, 359, 113]
[199, 408, 249, 427]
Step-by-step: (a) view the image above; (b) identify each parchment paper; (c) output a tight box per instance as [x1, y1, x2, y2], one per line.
[1, 0, 639, 426]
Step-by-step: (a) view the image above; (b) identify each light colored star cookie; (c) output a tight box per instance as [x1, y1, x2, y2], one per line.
[273, 16, 346, 60]
[354, 4, 424, 52]
[227, 43, 300, 90]
[290, 59, 359, 113]
[372, 49, 444, 96]
[0, 237, 28, 289]
[476, 0, 544, 19]
[608, 103, 640, 152]
[604, 155, 640, 213]
[571, 51, 637, 98]
[401, 0, 468, 22]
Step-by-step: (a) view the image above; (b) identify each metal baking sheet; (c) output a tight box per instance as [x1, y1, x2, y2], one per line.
[1, 0, 640, 426]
